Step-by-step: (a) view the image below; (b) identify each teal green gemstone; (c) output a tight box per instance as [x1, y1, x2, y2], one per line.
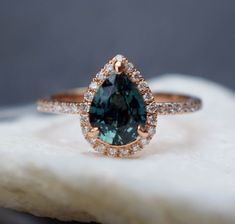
[89, 73, 146, 145]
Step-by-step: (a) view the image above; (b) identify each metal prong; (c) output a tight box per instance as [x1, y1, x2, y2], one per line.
[87, 127, 99, 138]
[114, 61, 125, 74]
[137, 125, 149, 138]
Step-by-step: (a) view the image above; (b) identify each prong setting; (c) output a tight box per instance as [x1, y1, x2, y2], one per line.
[114, 61, 125, 74]
[137, 125, 149, 138]
[87, 127, 99, 138]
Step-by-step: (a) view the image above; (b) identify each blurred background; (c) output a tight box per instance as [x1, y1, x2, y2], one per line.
[0, 0, 234, 223]
[0, 0, 235, 107]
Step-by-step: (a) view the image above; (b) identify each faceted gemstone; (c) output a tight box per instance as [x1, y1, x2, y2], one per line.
[140, 138, 149, 146]
[95, 144, 106, 153]
[84, 91, 94, 102]
[131, 144, 141, 153]
[125, 63, 134, 73]
[80, 114, 89, 123]
[138, 81, 148, 92]
[143, 92, 153, 102]
[79, 102, 90, 113]
[108, 148, 118, 157]
[104, 63, 113, 72]
[89, 82, 98, 90]
[96, 72, 105, 81]
[147, 102, 158, 113]
[81, 126, 90, 135]
[89, 73, 146, 145]
[87, 137, 96, 145]
[115, 54, 124, 61]
[120, 148, 129, 157]
[147, 114, 157, 125]
[130, 71, 141, 82]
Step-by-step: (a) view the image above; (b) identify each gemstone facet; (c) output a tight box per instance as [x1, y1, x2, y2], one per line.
[89, 73, 147, 145]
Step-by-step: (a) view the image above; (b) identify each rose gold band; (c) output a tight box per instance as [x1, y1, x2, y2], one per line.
[37, 88, 202, 115]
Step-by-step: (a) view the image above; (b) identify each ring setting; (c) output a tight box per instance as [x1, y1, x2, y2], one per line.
[80, 54, 157, 157]
[37, 54, 202, 158]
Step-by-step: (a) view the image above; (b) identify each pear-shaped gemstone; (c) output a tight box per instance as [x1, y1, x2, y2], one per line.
[89, 73, 146, 145]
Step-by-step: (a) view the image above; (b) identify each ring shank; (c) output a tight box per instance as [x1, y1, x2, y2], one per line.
[37, 88, 202, 115]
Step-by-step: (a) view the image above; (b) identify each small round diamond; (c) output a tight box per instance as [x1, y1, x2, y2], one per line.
[104, 63, 113, 73]
[108, 148, 118, 157]
[147, 115, 157, 125]
[148, 126, 156, 137]
[82, 126, 90, 135]
[131, 144, 141, 153]
[70, 104, 79, 113]
[52, 103, 61, 113]
[80, 114, 89, 123]
[89, 82, 98, 90]
[115, 54, 124, 61]
[120, 148, 129, 157]
[140, 138, 150, 146]
[95, 144, 106, 153]
[138, 81, 148, 92]
[79, 103, 89, 113]
[147, 102, 158, 113]
[125, 62, 134, 73]
[84, 91, 94, 102]
[87, 137, 96, 145]
[143, 92, 153, 102]
[96, 72, 105, 81]
[130, 71, 141, 82]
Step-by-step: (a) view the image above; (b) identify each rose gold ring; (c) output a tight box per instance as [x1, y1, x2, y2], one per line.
[37, 54, 202, 157]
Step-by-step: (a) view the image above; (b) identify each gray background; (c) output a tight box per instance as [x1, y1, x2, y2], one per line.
[0, 0, 235, 106]
[0, 0, 235, 223]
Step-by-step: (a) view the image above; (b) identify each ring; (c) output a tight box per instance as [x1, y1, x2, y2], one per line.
[37, 54, 202, 157]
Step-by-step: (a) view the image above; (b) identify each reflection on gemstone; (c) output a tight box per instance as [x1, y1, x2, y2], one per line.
[89, 73, 146, 145]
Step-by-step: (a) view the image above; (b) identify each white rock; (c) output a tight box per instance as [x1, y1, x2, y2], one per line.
[0, 75, 235, 224]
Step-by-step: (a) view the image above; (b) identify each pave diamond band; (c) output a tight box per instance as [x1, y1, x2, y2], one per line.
[37, 89, 202, 116]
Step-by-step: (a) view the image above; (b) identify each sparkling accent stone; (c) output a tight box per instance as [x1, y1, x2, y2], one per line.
[96, 72, 105, 81]
[95, 144, 105, 153]
[84, 91, 94, 101]
[108, 148, 118, 157]
[131, 144, 141, 153]
[125, 63, 134, 73]
[120, 148, 129, 157]
[87, 137, 96, 145]
[70, 104, 79, 113]
[79, 103, 90, 113]
[80, 114, 89, 123]
[104, 63, 113, 73]
[130, 71, 142, 82]
[138, 81, 148, 92]
[115, 54, 124, 61]
[143, 92, 153, 102]
[89, 73, 147, 146]
[140, 138, 149, 146]
[82, 126, 90, 135]
[147, 102, 158, 113]
[147, 115, 157, 125]
[148, 126, 156, 137]
[89, 82, 98, 90]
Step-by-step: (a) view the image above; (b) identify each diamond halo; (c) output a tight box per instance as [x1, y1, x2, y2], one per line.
[79, 54, 157, 157]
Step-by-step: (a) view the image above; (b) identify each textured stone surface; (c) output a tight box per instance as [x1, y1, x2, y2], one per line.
[0, 75, 235, 224]
[89, 73, 146, 145]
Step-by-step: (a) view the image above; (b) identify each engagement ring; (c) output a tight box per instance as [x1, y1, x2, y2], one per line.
[37, 54, 202, 157]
